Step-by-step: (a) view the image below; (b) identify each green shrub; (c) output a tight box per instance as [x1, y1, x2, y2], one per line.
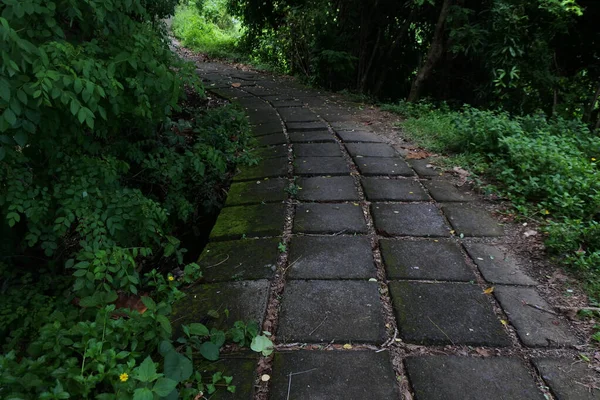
[387, 102, 600, 298]
[0, 0, 259, 397]
[172, 1, 242, 59]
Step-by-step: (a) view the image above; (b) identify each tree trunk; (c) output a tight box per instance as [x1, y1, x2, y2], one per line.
[407, 0, 452, 102]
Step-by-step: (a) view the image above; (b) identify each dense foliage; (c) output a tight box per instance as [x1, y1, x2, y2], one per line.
[0, 0, 264, 398]
[384, 102, 600, 297]
[172, 0, 242, 59]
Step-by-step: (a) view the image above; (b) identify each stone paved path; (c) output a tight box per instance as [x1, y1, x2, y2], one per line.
[174, 61, 600, 399]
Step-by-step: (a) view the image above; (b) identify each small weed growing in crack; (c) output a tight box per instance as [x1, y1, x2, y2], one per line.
[278, 241, 287, 253]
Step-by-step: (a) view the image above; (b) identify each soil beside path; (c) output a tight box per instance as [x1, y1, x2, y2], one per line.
[173, 53, 600, 399]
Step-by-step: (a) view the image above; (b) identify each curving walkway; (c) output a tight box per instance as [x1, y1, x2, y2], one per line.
[173, 60, 597, 400]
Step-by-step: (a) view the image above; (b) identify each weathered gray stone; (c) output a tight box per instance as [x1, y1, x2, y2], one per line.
[331, 121, 367, 131]
[424, 179, 476, 202]
[361, 177, 429, 201]
[243, 86, 276, 96]
[337, 130, 385, 143]
[278, 107, 320, 122]
[534, 358, 600, 400]
[256, 133, 287, 147]
[371, 204, 451, 237]
[271, 351, 399, 399]
[225, 178, 288, 206]
[294, 203, 367, 234]
[211, 88, 253, 100]
[287, 122, 328, 132]
[247, 111, 280, 125]
[294, 157, 350, 176]
[196, 355, 258, 400]
[464, 243, 537, 285]
[233, 158, 288, 181]
[210, 204, 285, 241]
[293, 143, 342, 157]
[270, 99, 303, 107]
[345, 143, 397, 158]
[406, 356, 544, 400]
[408, 159, 441, 177]
[389, 281, 510, 346]
[277, 280, 386, 342]
[172, 280, 269, 331]
[494, 286, 578, 347]
[296, 176, 359, 202]
[289, 131, 334, 143]
[380, 239, 474, 281]
[288, 236, 375, 279]
[354, 156, 414, 176]
[198, 238, 279, 282]
[442, 204, 505, 237]
[252, 121, 283, 137]
[254, 145, 288, 159]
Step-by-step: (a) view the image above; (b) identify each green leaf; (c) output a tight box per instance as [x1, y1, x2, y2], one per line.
[13, 132, 27, 147]
[152, 377, 177, 396]
[74, 79, 83, 94]
[3, 109, 16, 125]
[199, 342, 219, 361]
[0, 79, 10, 102]
[250, 335, 274, 356]
[135, 356, 157, 383]
[188, 323, 209, 337]
[132, 388, 153, 400]
[164, 351, 192, 383]
[141, 296, 156, 311]
[0, 147, 5, 161]
[156, 314, 172, 335]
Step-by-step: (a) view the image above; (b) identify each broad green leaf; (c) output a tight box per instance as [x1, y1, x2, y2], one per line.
[0, 147, 5, 161]
[199, 342, 219, 361]
[152, 377, 177, 396]
[0, 79, 10, 102]
[13, 132, 27, 147]
[164, 351, 192, 382]
[3, 109, 16, 125]
[156, 315, 172, 335]
[135, 356, 157, 383]
[188, 323, 209, 337]
[132, 388, 153, 400]
[250, 335, 274, 356]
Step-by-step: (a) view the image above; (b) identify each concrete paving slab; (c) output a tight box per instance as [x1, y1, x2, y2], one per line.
[209, 204, 285, 241]
[362, 177, 429, 201]
[293, 143, 342, 157]
[252, 121, 283, 137]
[172, 280, 269, 331]
[233, 158, 288, 181]
[442, 204, 505, 237]
[534, 358, 600, 400]
[380, 239, 474, 281]
[494, 286, 578, 347]
[294, 203, 367, 234]
[408, 159, 441, 177]
[406, 356, 544, 400]
[288, 131, 334, 143]
[294, 157, 350, 176]
[271, 351, 399, 399]
[346, 143, 397, 158]
[225, 178, 288, 206]
[198, 238, 279, 282]
[337, 130, 386, 143]
[389, 281, 510, 346]
[256, 133, 287, 147]
[464, 243, 537, 285]
[371, 203, 451, 237]
[287, 122, 328, 132]
[296, 176, 359, 202]
[288, 236, 375, 279]
[424, 179, 476, 202]
[277, 280, 386, 342]
[354, 156, 414, 176]
[278, 107, 320, 122]
[196, 354, 258, 400]
[253, 145, 288, 159]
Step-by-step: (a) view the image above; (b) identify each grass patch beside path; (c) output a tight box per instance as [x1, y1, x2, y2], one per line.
[383, 101, 600, 299]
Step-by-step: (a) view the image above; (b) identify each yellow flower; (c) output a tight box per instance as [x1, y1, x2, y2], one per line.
[544, 210, 550, 215]
[592, 158, 597, 161]
[168, 275, 174, 281]
[119, 373, 129, 382]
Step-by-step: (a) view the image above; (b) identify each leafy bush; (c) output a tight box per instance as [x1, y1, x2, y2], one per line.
[0, 0, 259, 398]
[172, 1, 242, 59]
[387, 102, 600, 297]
